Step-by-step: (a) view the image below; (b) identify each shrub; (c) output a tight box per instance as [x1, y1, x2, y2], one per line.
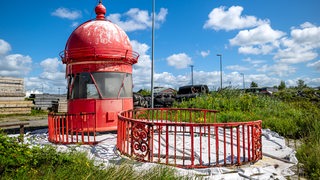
[0, 131, 187, 179]
[296, 141, 320, 178]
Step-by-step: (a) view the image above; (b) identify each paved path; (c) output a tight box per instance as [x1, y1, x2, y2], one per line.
[0, 119, 48, 131]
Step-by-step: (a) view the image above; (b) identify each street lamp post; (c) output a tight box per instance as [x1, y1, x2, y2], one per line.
[216, 54, 222, 90]
[150, 0, 155, 108]
[240, 73, 245, 90]
[190, 65, 194, 86]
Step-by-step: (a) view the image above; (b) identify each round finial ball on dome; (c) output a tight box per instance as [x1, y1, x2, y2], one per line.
[95, 2, 106, 20]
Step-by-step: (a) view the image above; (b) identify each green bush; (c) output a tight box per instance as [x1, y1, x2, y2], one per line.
[0, 131, 187, 179]
[0, 132, 99, 179]
[296, 141, 320, 178]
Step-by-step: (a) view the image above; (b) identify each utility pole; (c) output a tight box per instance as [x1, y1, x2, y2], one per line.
[216, 54, 222, 90]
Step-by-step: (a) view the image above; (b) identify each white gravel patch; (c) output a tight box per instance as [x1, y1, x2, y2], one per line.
[8, 128, 298, 179]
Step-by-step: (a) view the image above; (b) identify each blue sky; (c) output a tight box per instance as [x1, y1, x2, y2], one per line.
[0, 0, 319, 94]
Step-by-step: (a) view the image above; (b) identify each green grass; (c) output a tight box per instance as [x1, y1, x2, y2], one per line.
[0, 131, 189, 179]
[29, 109, 48, 116]
[0, 109, 47, 118]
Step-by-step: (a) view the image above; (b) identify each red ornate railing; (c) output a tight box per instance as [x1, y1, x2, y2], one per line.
[117, 108, 262, 168]
[48, 112, 98, 145]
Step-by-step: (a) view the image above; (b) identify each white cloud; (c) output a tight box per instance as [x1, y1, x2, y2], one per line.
[307, 60, 320, 71]
[24, 76, 67, 95]
[0, 54, 32, 77]
[229, 21, 319, 64]
[156, 8, 168, 22]
[229, 24, 285, 55]
[107, 8, 168, 32]
[274, 23, 320, 64]
[0, 39, 11, 55]
[131, 40, 152, 90]
[25, 58, 66, 94]
[305, 77, 320, 87]
[166, 53, 192, 69]
[131, 41, 192, 90]
[257, 63, 296, 77]
[230, 24, 285, 46]
[203, 6, 268, 31]
[243, 58, 266, 69]
[238, 45, 275, 55]
[71, 22, 79, 28]
[24, 77, 48, 93]
[285, 77, 320, 88]
[51, 7, 82, 20]
[275, 45, 318, 64]
[194, 71, 219, 86]
[247, 74, 280, 87]
[40, 58, 61, 73]
[39, 58, 65, 83]
[226, 65, 249, 71]
[154, 72, 180, 88]
[200, 50, 210, 58]
[131, 42, 217, 90]
[291, 22, 320, 48]
[0, 39, 64, 93]
[243, 57, 266, 64]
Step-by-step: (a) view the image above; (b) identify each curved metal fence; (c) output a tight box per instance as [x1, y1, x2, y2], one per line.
[117, 108, 262, 168]
[48, 112, 98, 145]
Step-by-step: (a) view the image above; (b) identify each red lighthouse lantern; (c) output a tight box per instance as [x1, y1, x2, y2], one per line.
[60, 2, 139, 132]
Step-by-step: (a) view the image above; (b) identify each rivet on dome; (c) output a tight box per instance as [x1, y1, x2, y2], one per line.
[95, 1, 106, 20]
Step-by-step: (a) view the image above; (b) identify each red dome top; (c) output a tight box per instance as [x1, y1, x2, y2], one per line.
[61, 2, 138, 64]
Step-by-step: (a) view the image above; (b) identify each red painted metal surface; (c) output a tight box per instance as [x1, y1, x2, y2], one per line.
[48, 112, 98, 145]
[117, 108, 262, 169]
[49, 1, 139, 134]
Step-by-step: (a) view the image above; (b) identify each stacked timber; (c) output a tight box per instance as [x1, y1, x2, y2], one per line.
[0, 101, 33, 114]
[33, 94, 67, 112]
[0, 77, 33, 114]
[0, 77, 25, 97]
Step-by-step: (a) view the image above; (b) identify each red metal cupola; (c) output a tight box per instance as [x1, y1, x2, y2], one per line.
[62, 2, 137, 65]
[58, 1, 139, 132]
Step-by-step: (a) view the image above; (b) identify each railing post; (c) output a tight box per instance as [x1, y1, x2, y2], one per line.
[166, 124, 169, 164]
[237, 126, 241, 165]
[223, 126, 226, 165]
[190, 125, 194, 167]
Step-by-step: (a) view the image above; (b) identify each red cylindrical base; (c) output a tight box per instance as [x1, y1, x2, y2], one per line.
[68, 98, 133, 132]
